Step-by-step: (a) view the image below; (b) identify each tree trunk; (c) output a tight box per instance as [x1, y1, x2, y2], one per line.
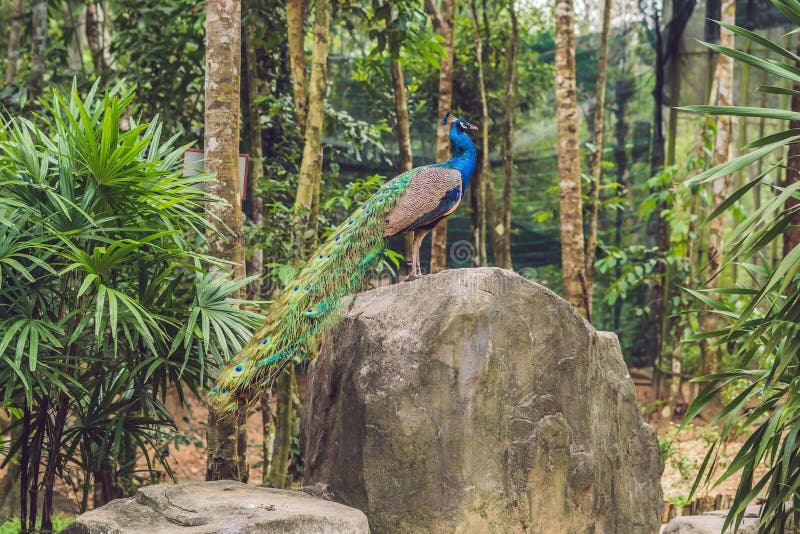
[584, 0, 612, 320]
[204, 0, 248, 482]
[612, 72, 632, 333]
[469, 0, 489, 267]
[267, 368, 296, 488]
[700, 0, 734, 376]
[20, 405, 30, 533]
[554, 0, 588, 318]
[260, 389, 276, 485]
[41, 395, 69, 531]
[243, 0, 265, 299]
[287, 0, 307, 135]
[204, 0, 246, 288]
[665, 44, 682, 166]
[784, 36, 800, 258]
[293, 0, 330, 256]
[29, 0, 47, 100]
[427, 0, 455, 274]
[493, 0, 518, 270]
[86, 1, 107, 78]
[661, 320, 685, 420]
[206, 409, 248, 481]
[390, 58, 415, 266]
[4, 0, 25, 85]
[92, 461, 124, 508]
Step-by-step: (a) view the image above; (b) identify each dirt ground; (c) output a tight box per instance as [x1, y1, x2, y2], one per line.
[0, 373, 761, 520]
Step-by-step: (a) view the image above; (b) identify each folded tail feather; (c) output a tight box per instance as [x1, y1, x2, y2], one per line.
[209, 170, 415, 411]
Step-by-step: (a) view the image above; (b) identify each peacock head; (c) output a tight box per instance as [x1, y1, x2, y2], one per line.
[442, 111, 479, 133]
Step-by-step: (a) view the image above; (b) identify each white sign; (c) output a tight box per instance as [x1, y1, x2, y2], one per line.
[182, 148, 249, 200]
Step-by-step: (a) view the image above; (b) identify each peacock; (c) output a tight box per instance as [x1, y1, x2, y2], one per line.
[209, 113, 478, 411]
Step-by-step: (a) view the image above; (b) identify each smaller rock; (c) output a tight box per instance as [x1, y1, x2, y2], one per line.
[62, 480, 369, 534]
[662, 505, 778, 534]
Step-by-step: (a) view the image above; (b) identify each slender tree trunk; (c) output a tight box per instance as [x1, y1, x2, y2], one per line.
[495, 0, 518, 270]
[293, 0, 330, 255]
[470, 179, 481, 266]
[267, 369, 296, 488]
[260, 389, 276, 484]
[584, 0, 612, 319]
[390, 63, 412, 172]
[390, 58, 416, 266]
[469, 0, 489, 267]
[41, 395, 69, 531]
[645, 22, 667, 365]
[661, 319, 685, 420]
[700, 0, 734, 376]
[86, 1, 106, 77]
[287, 0, 307, 135]
[665, 44, 682, 166]
[28, 402, 47, 529]
[0, 409, 20, 515]
[4, 0, 25, 85]
[426, 0, 455, 274]
[612, 70, 632, 333]
[204, 0, 248, 482]
[20, 405, 29, 533]
[554, 0, 588, 318]
[271, 0, 330, 489]
[485, 171, 503, 265]
[29, 0, 47, 100]
[243, 0, 265, 299]
[784, 36, 800, 257]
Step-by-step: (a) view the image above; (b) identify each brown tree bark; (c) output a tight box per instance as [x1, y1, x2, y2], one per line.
[29, 0, 47, 100]
[426, 0, 455, 273]
[41, 395, 68, 531]
[266, 368, 296, 488]
[287, 0, 307, 135]
[203, 0, 249, 483]
[784, 36, 800, 258]
[584, 0, 612, 320]
[260, 388, 276, 485]
[469, 0, 489, 267]
[86, 2, 105, 77]
[243, 0, 265, 299]
[554, 0, 588, 318]
[497, 0, 518, 270]
[390, 58, 416, 265]
[293, 0, 330, 255]
[4, 0, 25, 85]
[700, 0, 734, 376]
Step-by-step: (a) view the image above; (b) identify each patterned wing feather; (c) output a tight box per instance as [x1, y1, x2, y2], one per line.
[383, 166, 462, 237]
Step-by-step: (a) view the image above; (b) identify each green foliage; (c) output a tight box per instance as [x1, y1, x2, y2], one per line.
[681, 3, 800, 531]
[0, 515, 73, 533]
[0, 82, 261, 524]
[111, 0, 206, 136]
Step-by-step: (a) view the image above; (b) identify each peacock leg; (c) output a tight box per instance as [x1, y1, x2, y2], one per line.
[406, 228, 430, 280]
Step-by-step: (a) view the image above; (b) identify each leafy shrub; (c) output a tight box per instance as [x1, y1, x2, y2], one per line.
[0, 81, 261, 530]
[682, 1, 800, 530]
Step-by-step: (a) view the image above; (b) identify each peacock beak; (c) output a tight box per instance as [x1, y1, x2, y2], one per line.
[466, 121, 479, 131]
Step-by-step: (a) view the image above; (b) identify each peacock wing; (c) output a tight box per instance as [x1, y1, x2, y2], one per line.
[382, 166, 463, 237]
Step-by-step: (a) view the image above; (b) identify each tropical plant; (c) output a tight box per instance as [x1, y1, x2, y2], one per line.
[680, 1, 800, 530]
[0, 81, 261, 531]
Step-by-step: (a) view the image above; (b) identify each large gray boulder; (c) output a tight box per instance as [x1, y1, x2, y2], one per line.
[61, 480, 369, 533]
[303, 267, 663, 533]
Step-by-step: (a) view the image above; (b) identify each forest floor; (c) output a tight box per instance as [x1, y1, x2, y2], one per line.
[0, 385, 762, 521]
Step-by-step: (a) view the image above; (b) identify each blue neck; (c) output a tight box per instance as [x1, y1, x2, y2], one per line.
[446, 125, 477, 189]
